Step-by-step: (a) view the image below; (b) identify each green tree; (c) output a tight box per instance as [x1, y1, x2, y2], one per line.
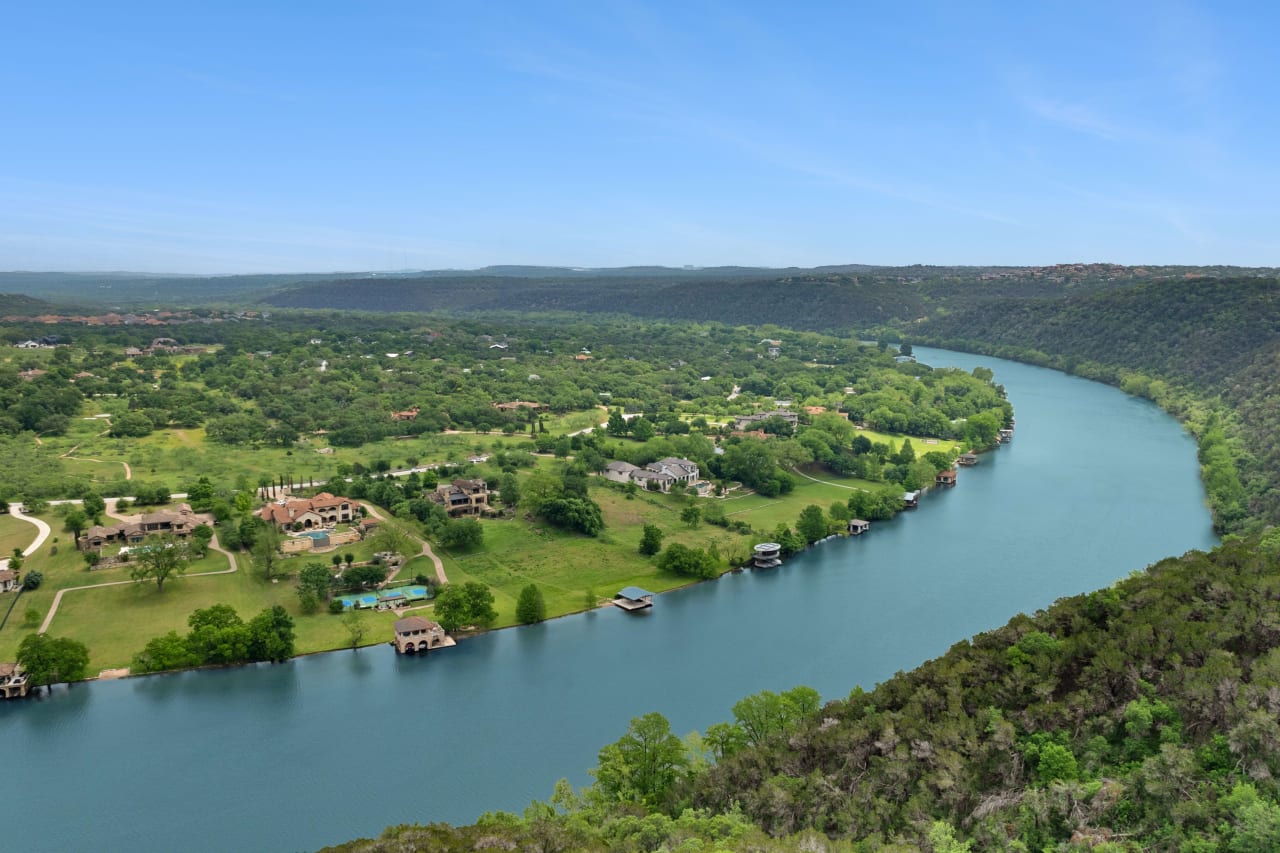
[631, 418, 655, 441]
[132, 631, 198, 673]
[439, 518, 483, 549]
[82, 491, 106, 522]
[186, 604, 251, 664]
[17, 633, 90, 688]
[606, 408, 628, 437]
[592, 712, 689, 807]
[795, 504, 828, 544]
[433, 581, 497, 632]
[638, 524, 664, 556]
[130, 534, 191, 592]
[298, 562, 333, 601]
[515, 583, 546, 624]
[63, 507, 88, 541]
[342, 610, 367, 649]
[247, 605, 295, 662]
[252, 526, 282, 581]
[657, 543, 718, 579]
[680, 504, 702, 528]
[498, 472, 520, 507]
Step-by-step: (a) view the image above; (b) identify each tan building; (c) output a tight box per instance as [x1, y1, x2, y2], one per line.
[394, 616, 448, 653]
[0, 663, 29, 699]
[428, 479, 489, 517]
[0, 570, 19, 593]
[601, 457, 700, 494]
[258, 492, 358, 530]
[79, 504, 213, 551]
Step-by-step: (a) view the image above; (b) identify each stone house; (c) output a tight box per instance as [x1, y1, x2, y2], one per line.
[428, 479, 489, 517]
[78, 504, 214, 551]
[394, 616, 448, 654]
[733, 410, 798, 432]
[257, 492, 358, 531]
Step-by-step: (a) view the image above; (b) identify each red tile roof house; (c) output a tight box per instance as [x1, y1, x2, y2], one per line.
[257, 493, 359, 530]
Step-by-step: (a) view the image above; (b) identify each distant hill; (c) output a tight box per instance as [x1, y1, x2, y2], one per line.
[0, 292, 64, 316]
[262, 264, 1238, 329]
[919, 276, 1280, 529]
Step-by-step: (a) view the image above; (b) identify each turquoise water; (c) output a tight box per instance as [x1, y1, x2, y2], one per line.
[0, 349, 1217, 852]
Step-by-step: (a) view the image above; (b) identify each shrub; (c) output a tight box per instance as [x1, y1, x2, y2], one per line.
[22, 570, 43, 590]
[328, 599, 345, 614]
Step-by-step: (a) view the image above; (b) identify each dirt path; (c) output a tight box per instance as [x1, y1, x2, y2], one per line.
[789, 466, 872, 492]
[62, 450, 132, 481]
[39, 533, 238, 635]
[727, 384, 741, 401]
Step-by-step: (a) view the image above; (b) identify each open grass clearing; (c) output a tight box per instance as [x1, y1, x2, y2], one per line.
[0, 513, 37, 557]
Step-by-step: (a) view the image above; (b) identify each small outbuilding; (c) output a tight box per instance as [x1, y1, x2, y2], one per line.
[393, 616, 449, 654]
[0, 663, 29, 699]
[614, 586, 655, 611]
[847, 519, 870, 536]
[753, 543, 782, 569]
[935, 469, 957, 487]
[902, 491, 921, 509]
[957, 453, 979, 466]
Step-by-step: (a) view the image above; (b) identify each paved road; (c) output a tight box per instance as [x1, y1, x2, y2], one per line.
[0, 503, 52, 571]
[38, 533, 239, 635]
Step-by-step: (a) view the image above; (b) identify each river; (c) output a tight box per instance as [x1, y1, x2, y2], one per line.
[0, 347, 1218, 852]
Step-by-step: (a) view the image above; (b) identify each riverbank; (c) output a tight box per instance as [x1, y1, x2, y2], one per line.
[0, 347, 1220, 853]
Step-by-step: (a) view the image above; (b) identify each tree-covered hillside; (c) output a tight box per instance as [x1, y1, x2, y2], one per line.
[917, 277, 1280, 531]
[327, 535, 1280, 852]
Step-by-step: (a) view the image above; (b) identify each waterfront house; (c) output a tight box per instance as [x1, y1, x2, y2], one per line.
[957, 452, 979, 466]
[902, 491, 921, 509]
[0, 663, 29, 699]
[753, 543, 782, 568]
[394, 616, 448, 653]
[935, 469, 957, 487]
[847, 519, 870, 536]
[998, 428, 1014, 443]
[614, 586, 654, 611]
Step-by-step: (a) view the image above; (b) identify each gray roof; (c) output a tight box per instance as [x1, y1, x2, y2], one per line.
[616, 586, 654, 600]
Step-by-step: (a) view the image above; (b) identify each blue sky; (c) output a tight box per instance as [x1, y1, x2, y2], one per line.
[1, 1, 1276, 272]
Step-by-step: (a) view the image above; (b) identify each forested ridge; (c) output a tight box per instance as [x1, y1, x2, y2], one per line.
[327, 535, 1280, 852]
[916, 276, 1280, 532]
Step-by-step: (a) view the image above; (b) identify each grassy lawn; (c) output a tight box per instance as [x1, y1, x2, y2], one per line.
[0, 513, 37, 557]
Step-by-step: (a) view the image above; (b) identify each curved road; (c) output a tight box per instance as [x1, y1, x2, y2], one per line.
[38, 533, 239, 635]
[0, 503, 52, 571]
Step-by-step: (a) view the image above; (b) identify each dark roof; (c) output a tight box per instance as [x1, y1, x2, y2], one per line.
[616, 586, 654, 600]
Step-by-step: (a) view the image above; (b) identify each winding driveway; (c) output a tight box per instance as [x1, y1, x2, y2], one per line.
[38, 534, 238, 635]
[360, 501, 448, 586]
[0, 503, 52, 571]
